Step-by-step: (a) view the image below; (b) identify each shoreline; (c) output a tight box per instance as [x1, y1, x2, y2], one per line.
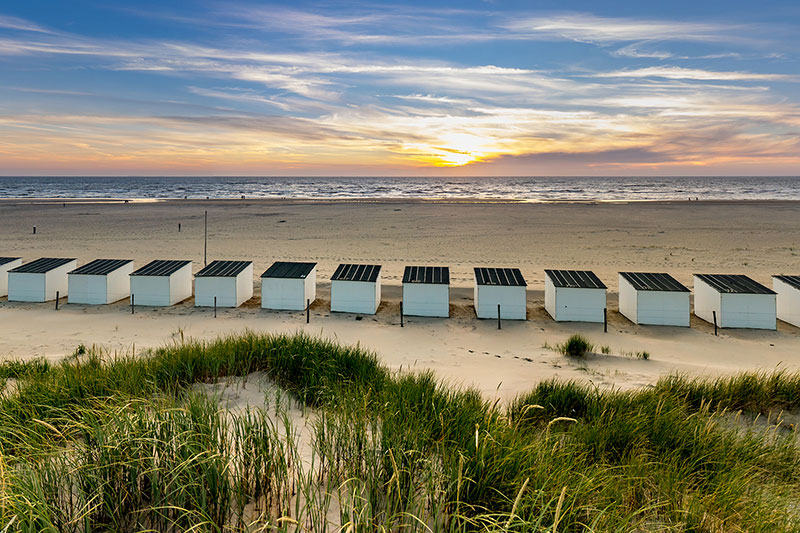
[3, 197, 800, 206]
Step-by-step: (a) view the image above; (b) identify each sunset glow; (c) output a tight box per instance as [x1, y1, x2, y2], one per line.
[0, 2, 798, 175]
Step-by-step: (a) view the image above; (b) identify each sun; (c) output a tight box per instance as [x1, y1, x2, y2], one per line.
[433, 133, 491, 166]
[439, 151, 478, 166]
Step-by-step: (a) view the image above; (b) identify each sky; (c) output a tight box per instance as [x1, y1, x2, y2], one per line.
[0, 0, 798, 176]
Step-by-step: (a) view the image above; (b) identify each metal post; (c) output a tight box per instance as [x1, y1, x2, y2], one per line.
[203, 210, 208, 266]
[497, 304, 501, 330]
[306, 299, 310, 323]
[713, 310, 718, 336]
[400, 301, 404, 327]
[131, 294, 135, 314]
[214, 296, 217, 318]
[178, 223, 181, 232]
[33, 226, 36, 235]
[604, 308, 608, 333]
[55, 291, 59, 310]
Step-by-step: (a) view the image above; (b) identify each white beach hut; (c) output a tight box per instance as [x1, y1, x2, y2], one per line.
[7, 257, 77, 302]
[129, 259, 192, 307]
[473, 267, 527, 320]
[693, 274, 776, 330]
[195, 260, 253, 308]
[261, 261, 317, 310]
[330, 263, 382, 314]
[0, 257, 23, 297]
[544, 269, 607, 323]
[402, 266, 450, 317]
[773, 275, 800, 327]
[68, 259, 134, 304]
[618, 272, 690, 326]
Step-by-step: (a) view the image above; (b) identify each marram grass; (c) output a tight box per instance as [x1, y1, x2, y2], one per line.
[0, 331, 798, 531]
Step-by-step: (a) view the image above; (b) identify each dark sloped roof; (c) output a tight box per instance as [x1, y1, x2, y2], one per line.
[474, 267, 527, 287]
[196, 260, 252, 277]
[545, 269, 606, 289]
[69, 259, 133, 276]
[331, 263, 381, 282]
[403, 266, 450, 284]
[774, 275, 800, 291]
[0, 257, 22, 267]
[694, 274, 775, 295]
[131, 259, 192, 277]
[261, 261, 316, 279]
[620, 272, 689, 292]
[9, 257, 76, 274]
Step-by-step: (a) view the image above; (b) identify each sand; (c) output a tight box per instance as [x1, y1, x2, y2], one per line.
[1, 198, 799, 402]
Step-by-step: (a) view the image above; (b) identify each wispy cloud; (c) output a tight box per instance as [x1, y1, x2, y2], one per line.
[0, 14, 52, 33]
[592, 66, 797, 82]
[504, 14, 737, 44]
[612, 43, 674, 59]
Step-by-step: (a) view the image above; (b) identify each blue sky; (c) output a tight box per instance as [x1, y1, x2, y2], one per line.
[0, 0, 798, 175]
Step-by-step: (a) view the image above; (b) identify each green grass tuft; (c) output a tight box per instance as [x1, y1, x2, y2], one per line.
[557, 333, 594, 357]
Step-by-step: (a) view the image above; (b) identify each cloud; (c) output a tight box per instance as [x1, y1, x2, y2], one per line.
[504, 13, 735, 44]
[0, 14, 52, 34]
[592, 66, 797, 82]
[612, 43, 673, 59]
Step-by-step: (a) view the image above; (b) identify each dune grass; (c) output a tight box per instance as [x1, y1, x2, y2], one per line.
[557, 334, 594, 358]
[0, 332, 799, 531]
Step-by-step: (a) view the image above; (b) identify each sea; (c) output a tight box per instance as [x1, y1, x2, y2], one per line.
[0, 176, 799, 202]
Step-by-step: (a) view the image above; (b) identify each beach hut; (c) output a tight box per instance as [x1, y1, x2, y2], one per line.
[261, 261, 316, 310]
[7, 257, 77, 302]
[544, 269, 606, 322]
[68, 259, 134, 304]
[618, 272, 690, 326]
[402, 266, 450, 317]
[330, 263, 382, 314]
[0, 257, 22, 297]
[773, 275, 800, 327]
[473, 267, 527, 320]
[195, 260, 253, 308]
[693, 274, 776, 330]
[129, 260, 192, 306]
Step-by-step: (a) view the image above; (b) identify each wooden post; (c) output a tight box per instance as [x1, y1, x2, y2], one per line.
[713, 310, 718, 336]
[203, 211, 208, 266]
[131, 294, 135, 314]
[497, 304, 501, 330]
[604, 308, 608, 333]
[214, 296, 217, 318]
[306, 299, 310, 323]
[55, 291, 59, 310]
[178, 223, 181, 232]
[33, 226, 36, 235]
[400, 301, 404, 327]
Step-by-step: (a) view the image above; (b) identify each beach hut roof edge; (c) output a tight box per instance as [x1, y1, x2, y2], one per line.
[9, 257, 76, 274]
[69, 259, 133, 276]
[0, 257, 22, 266]
[620, 272, 689, 292]
[131, 260, 192, 277]
[545, 269, 606, 289]
[261, 261, 317, 279]
[773, 275, 800, 291]
[196, 260, 253, 277]
[331, 263, 381, 282]
[694, 274, 774, 295]
[474, 267, 527, 287]
[403, 266, 450, 285]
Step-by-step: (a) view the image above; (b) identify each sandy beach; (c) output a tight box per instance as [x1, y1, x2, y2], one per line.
[1, 198, 799, 401]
